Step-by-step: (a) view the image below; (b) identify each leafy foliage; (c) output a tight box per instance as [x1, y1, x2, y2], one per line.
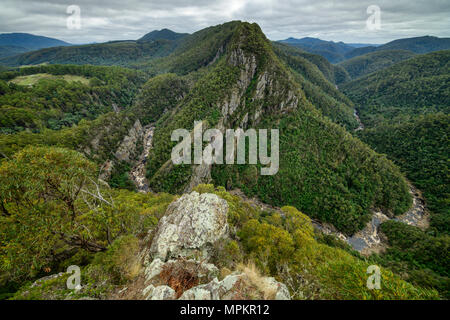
[131, 73, 189, 126]
[0, 64, 146, 133]
[194, 184, 438, 299]
[0, 145, 175, 283]
[0, 111, 134, 163]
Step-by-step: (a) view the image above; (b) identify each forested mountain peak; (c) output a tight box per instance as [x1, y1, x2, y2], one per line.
[378, 35, 450, 53]
[138, 28, 189, 42]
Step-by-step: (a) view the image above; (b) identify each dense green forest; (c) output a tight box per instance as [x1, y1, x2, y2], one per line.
[0, 149, 437, 300]
[342, 50, 450, 127]
[272, 42, 356, 129]
[0, 40, 179, 67]
[359, 114, 449, 233]
[376, 36, 450, 54]
[0, 46, 29, 59]
[279, 35, 450, 64]
[361, 115, 450, 298]
[272, 42, 351, 85]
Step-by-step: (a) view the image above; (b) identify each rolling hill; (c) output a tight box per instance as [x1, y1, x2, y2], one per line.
[0, 45, 29, 59]
[280, 35, 450, 64]
[342, 50, 450, 122]
[0, 39, 179, 67]
[342, 50, 450, 233]
[138, 28, 189, 41]
[376, 35, 450, 54]
[0, 33, 71, 50]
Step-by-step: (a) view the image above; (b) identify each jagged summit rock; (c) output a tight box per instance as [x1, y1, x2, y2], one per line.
[141, 191, 291, 300]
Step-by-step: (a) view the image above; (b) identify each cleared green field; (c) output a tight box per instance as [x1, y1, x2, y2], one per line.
[9, 73, 90, 86]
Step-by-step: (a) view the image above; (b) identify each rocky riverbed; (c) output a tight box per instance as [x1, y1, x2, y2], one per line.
[130, 125, 154, 193]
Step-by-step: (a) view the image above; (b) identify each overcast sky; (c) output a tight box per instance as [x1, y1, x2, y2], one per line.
[1, 0, 449, 44]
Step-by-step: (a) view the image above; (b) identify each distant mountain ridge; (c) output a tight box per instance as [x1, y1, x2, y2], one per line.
[139, 28, 189, 42]
[279, 37, 357, 63]
[0, 29, 190, 67]
[0, 33, 71, 49]
[0, 33, 72, 58]
[280, 35, 450, 63]
[338, 49, 417, 79]
[377, 35, 450, 54]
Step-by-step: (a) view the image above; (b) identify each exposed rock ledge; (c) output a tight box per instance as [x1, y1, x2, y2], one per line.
[141, 191, 291, 300]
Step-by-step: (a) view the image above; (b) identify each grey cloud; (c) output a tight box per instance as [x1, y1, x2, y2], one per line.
[0, 0, 449, 44]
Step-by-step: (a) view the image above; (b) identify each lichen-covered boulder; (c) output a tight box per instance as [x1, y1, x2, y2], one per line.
[150, 192, 229, 261]
[147, 285, 176, 300]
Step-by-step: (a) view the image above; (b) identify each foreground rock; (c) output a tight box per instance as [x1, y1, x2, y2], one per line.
[150, 191, 229, 261]
[142, 191, 291, 300]
[178, 272, 290, 300]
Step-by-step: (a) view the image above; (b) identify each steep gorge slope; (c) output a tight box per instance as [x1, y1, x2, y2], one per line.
[342, 50, 450, 127]
[1, 21, 446, 301]
[341, 51, 449, 297]
[272, 42, 356, 129]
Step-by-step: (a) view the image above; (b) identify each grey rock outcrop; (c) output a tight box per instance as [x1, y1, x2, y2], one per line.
[141, 191, 291, 300]
[150, 192, 229, 261]
[115, 119, 143, 162]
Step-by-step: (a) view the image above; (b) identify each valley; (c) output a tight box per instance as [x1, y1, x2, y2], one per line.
[0, 19, 448, 301]
[130, 125, 155, 193]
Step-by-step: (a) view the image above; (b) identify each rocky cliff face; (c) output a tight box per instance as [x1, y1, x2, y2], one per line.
[115, 120, 143, 162]
[140, 191, 290, 300]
